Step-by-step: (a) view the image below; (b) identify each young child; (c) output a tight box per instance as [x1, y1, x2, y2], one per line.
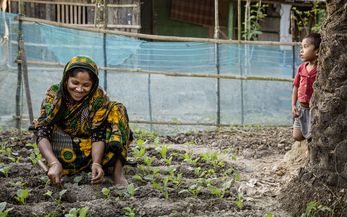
[292, 33, 321, 141]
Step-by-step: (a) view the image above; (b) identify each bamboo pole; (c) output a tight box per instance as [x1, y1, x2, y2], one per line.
[19, 60, 294, 83]
[103, 0, 108, 91]
[238, 0, 241, 42]
[17, 16, 300, 46]
[131, 120, 291, 127]
[9, 0, 137, 7]
[15, 0, 24, 130]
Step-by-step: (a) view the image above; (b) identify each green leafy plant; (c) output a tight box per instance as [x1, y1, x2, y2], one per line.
[143, 155, 155, 167]
[43, 190, 54, 200]
[56, 189, 67, 204]
[64, 207, 88, 217]
[157, 145, 168, 159]
[132, 140, 146, 158]
[200, 152, 223, 167]
[242, 2, 268, 40]
[0, 202, 14, 217]
[0, 164, 11, 177]
[102, 187, 111, 199]
[292, 2, 326, 37]
[300, 201, 333, 217]
[264, 213, 273, 217]
[14, 189, 30, 205]
[123, 206, 135, 217]
[26, 143, 42, 165]
[234, 193, 244, 209]
[207, 184, 224, 198]
[124, 183, 137, 198]
[73, 175, 83, 184]
[182, 152, 199, 166]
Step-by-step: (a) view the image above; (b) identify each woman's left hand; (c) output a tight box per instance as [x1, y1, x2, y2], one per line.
[91, 162, 104, 184]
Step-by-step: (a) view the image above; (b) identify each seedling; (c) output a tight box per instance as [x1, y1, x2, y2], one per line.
[143, 155, 155, 167]
[132, 140, 146, 158]
[132, 174, 144, 182]
[207, 184, 224, 198]
[0, 164, 11, 177]
[301, 201, 333, 217]
[157, 145, 168, 159]
[123, 206, 135, 217]
[234, 193, 244, 209]
[200, 152, 223, 167]
[73, 175, 83, 184]
[0, 202, 14, 217]
[15, 189, 30, 205]
[43, 190, 54, 201]
[123, 183, 137, 198]
[64, 207, 88, 217]
[56, 189, 67, 204]
[26, 143, 42, 165]
[179, 183, 202, 198]
[102, 187, 111, 199]
[182, 152, 199, 166]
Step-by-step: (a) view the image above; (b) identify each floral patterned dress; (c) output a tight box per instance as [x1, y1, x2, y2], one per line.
[36, 56, 132, 174]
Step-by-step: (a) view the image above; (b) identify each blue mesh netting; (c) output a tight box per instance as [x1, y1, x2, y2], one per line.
[0, 12, 302, 132]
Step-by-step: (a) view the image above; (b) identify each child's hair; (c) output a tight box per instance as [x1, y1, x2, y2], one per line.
[304, 33, 321, 50]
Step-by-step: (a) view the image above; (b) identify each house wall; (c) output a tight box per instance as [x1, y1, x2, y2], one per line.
[152, 0, 209, 38]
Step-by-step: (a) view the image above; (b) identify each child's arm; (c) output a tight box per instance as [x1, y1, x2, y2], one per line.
[292, 86, 299, 117]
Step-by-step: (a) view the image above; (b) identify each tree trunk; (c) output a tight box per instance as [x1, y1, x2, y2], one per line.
[308, 0, 347, 187]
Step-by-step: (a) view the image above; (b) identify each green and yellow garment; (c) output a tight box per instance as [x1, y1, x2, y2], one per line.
[35, 55, 132, 175]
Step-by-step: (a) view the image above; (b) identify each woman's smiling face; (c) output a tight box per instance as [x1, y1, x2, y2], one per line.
[66, 69, 93, 102]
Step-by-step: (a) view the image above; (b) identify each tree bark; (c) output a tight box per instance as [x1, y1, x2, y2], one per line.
[307, 0, 347, 188]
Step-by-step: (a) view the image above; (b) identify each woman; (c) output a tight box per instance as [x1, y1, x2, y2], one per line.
[34, 55, 132, 186]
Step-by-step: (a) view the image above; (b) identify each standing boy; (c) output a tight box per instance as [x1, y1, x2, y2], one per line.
[292, 33, 321, 141]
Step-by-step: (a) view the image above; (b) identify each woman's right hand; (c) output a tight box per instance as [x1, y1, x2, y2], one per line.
[47, 161, 63, 185]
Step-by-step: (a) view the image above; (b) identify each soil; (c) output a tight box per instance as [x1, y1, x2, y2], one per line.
[0, 127, 312, 217]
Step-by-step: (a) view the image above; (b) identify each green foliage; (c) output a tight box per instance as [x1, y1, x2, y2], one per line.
[292, 2, 326, 36]
[242, 2, 268, 40]
[123, 183, 138, 198]
[15, 189, 30, 205]
[123, 207, 135, 217]
[73, 175, 83, 184]
[101, 187, 111, 199]
[64, 207, 88, 217]
[182, 152, 199, 166]
[300, 201, 333, 217]
[26, 143, 42, 165]
[264, 213, 273, 217]
[200, 152, 223, 167]
[132, 128, 158, 141]
[132, 143, 146, 158]
[143, 155, 155, 167]
[0, 202, 14, 217]
[57, 189, 67, 204]
[234, 193, 244, 209]
[0, 164, 11, 177]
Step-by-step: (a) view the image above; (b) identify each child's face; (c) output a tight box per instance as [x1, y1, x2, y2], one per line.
[300, 38, 318, 62]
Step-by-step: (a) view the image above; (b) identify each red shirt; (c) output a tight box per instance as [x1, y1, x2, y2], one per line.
[293, 63, 317, 104]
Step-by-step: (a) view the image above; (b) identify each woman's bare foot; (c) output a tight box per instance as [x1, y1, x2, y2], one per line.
[113, 159, 128, 187]
[114, 173, 128, 187]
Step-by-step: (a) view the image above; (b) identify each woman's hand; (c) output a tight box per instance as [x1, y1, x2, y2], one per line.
[91, 162, 104, 184]
[47, 161, 63, 186]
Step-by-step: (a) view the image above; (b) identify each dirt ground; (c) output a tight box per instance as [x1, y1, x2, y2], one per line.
[0, 127, 311, 217]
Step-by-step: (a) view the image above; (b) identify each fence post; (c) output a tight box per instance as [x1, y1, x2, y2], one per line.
[103, 0, 108, 91]
[18, 14, 34, 125]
